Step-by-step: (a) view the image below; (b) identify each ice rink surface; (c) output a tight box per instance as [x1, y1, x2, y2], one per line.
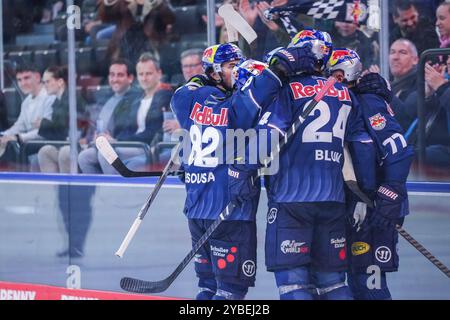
[0, 175, 449, 300]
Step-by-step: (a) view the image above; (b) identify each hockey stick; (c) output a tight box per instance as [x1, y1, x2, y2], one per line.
[342, 147, 450, 278]
[119, 77, 337, 293]
[95, 136, 182, 257]
[95, 136, 184, 178]
[218, 5, 239, 43]
[96, 136, 163, 177]
[115, 142, 181, 258]
[218, 4, 258, 45]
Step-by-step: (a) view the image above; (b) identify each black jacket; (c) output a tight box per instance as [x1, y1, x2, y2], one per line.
[114, 84, 173, 146]
[38, 89, 87, 141]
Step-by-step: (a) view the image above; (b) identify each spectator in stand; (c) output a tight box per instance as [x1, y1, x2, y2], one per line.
[0, 64, 55, 170]
[117, 52, 173, 171]
[389, 38, 419, 102]
[78, 59, 140, 174]
[390, 0, 439, 55]
[436, 1, 450, 49]
[180, 48, 204, 83]
[239, 0, 300, 60]
[331, 21, 378, 69]
[396, 61, 450, 168]
[36, 66, 87, 173]
[90, 53, 172, 174]
[171, 48, 204, 89]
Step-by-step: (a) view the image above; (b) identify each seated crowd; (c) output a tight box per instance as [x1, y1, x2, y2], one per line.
[0, 0, 449, 175]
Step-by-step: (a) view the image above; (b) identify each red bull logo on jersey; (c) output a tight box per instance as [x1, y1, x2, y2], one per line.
[189, 102, 228, 126]
[369, 113, 386, 130]
[289, 80, 351, 102]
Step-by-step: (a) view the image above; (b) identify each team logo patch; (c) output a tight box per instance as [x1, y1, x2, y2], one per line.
[369, 113, 386, 130]
[242, 260, 256, 277]
[280, 240, 309, 254]
[211, 245, 237, 270]
[267, 208, 277, 224]
[330, 237, 346, 249]
[375, 246, 392, 263]
[351, 242, 370, 256]
[194, 254, 209, 264]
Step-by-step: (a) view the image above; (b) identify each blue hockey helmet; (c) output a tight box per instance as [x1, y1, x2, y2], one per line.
[288, 29, 333, 71]
[202, 43, 245, 74]
[327, 48, 362, 83]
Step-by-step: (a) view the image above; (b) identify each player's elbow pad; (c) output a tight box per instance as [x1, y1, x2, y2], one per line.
[383, 155, 413, 184]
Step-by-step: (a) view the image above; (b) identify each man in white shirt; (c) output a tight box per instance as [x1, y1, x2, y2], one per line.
[0, 64, 55, 169]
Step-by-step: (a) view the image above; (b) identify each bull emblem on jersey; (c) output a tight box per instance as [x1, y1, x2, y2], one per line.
[369, 113, 386, 130]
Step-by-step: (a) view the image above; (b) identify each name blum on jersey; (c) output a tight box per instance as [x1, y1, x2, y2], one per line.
[315, 149, 342, 163]
[289, 80, 351, 102]
[185, 172, 216, 184]
[189, 102, 228, 126]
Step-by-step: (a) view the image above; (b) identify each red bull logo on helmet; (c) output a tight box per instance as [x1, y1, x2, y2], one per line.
[202, 45, 219, 65]
[291, 29, 317, 46]
[329, 49, 354, 67]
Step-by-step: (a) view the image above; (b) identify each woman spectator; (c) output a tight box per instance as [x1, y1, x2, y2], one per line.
[37, 66, 87, 173]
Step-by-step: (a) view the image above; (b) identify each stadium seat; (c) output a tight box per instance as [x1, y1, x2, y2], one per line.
[33, 49, 59, 73]
[2, 60, 16, 89]
[173, 5, 205, 35]
[93, 46, 108, 76]
[85, 85, 111, 105]
[7, 51, 33, 67]
[2, 88, 22, 126]
[60, 47, 94, 76]
[159, 42, 183, 81]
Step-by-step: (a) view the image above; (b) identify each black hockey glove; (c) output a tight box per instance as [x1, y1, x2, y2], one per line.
[366, 183, 407, 230]
[267, 46, 317, 79]
[228, 166, 259, 208]
[355, 73, 393, 103]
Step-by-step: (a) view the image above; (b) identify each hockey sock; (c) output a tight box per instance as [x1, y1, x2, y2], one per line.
[275, 267, 314, 300]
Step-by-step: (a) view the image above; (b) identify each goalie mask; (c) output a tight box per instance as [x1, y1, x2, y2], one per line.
[288, 29, 333, 72]
[327, 48, 362, 83]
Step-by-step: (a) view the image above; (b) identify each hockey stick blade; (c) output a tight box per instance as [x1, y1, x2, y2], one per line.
[342, 147, 450, 278]
[96, 136, 166, 177]
[120, 204, 235, 293]
[119, 78, 337, 294]
[218, 4, 257, 44]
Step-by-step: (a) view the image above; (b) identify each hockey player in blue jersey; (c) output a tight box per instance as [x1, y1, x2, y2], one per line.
[171, 39, 322, 299]
[228, 29, 370, 300]
[327, 48, 414, 300]
[170, 43, 259, 300]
